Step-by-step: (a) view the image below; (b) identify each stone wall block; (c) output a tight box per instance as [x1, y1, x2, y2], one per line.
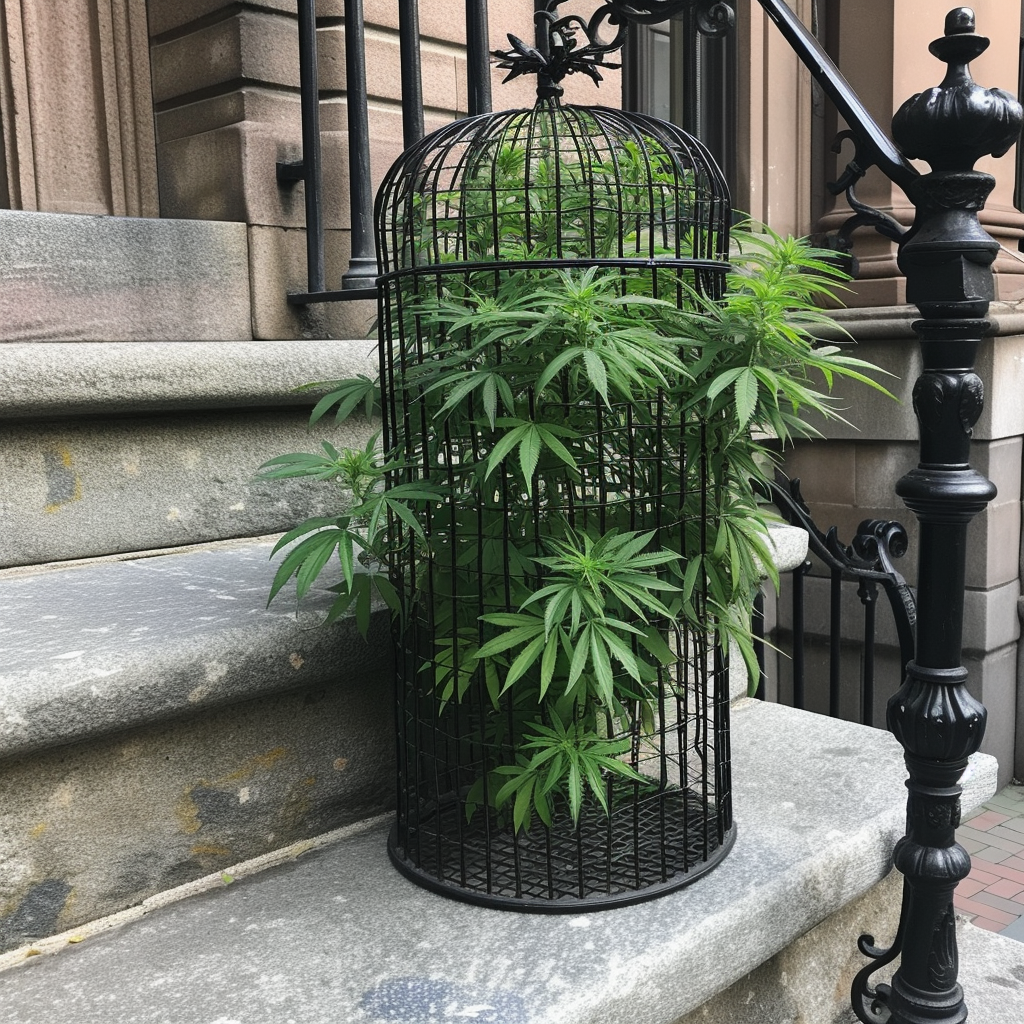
[0, 409, 376, 566]
[801, 340, 921, 443]
[964, 645, 1019, 789]
[247, 224, 377, 340]
[315, 23, 467, 114]
[0, 210, 251, 342]
[147, 1, 288, 38]
[157, 122, 349, 229]
[358, 0, 465, 44]
[969, 498, 1023, 592]
[977, 333, 1024, 441]
[779, 442, 858, 506]
[961, 581, 1022, 657]
[2, 0, 159, 217]
[156, 87, 290, 145]
[151, 8, 298, 106]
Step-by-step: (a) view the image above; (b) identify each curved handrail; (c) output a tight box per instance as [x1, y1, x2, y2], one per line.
[763, 473, 917, 681]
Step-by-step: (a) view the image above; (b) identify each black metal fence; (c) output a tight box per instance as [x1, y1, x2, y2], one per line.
[278, 0, 737, 305]
[757, 476, 917, 729]
[278, 0, 495, 305]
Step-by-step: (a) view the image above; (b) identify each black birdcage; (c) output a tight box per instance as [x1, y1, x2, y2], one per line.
[373, 7, 734, 910]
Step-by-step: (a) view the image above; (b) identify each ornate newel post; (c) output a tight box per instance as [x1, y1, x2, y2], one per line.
[852, 10, 1023, 1024]
[599, 1, 1022, 1019]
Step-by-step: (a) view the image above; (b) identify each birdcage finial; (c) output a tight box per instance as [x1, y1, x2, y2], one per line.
[490, 1, 627, 99]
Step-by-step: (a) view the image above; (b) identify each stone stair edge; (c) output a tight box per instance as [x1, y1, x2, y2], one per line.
[0, 339, 379, 419]
[0, 538, 391, 763]
[0, 700, 998, 1023]
[0, 524, 807, 761]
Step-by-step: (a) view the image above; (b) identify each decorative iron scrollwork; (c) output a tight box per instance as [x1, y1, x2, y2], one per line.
[762, 475, 917, 674]
[959, 374, 984, 436]
[604, 1, 735, 35]
[928, 905, 959, 990]
[823, 130, 908, 263]
[851, 886, 907, 1024]
[492, 2, 626, 90]
[494, 0, 739, 93]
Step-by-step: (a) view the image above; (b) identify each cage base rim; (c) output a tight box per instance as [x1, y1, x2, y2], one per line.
[386, 821, 737, 914]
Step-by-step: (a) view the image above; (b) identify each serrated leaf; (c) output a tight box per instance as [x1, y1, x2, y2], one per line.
[582, 348, 609, 403]
[734, 367, 759, 428]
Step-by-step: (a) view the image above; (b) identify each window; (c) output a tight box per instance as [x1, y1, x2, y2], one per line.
[623, 9, 738, 202]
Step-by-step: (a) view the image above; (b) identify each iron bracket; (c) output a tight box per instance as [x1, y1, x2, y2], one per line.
[276, 159, 306, 185]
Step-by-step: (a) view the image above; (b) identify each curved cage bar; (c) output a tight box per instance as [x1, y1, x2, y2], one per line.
[374, 95, 734, 910]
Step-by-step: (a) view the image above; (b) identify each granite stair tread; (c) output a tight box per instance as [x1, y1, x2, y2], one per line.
[0, 539, 390, 761]
[0, 700, 1001, 1024]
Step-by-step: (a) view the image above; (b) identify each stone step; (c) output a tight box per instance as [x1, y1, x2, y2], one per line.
[0, 699, 1001, 1024]
[0, 340, 377, 566]
[0, 539, 393, 949]
[0, 516, 798, 950]
[0, 210, 252, 342]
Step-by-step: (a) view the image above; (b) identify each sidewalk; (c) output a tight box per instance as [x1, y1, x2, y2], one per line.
[955, 782, 1024, 942]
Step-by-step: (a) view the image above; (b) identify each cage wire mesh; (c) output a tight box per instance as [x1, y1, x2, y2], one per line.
[375, 95, 735, 910]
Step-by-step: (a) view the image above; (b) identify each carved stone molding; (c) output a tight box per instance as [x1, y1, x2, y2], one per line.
[0, 0, 158, 217]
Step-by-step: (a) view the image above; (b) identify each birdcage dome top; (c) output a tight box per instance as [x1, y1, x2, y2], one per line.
[375, 98, 731, 289]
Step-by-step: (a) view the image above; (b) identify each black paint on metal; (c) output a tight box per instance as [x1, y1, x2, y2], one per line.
[853, 11, 1022, 1022]
[466, 0, 492, 114]
[857, 576, 878, 727]
[342, 0, 379, 292]
[829, 566, 841, 717]
[790, 560, 807, 710]
[752, 588, 766, 700]
[399, 0, 425, 147]
[765, 477, 915, 726]
[277, 0, 325, 296]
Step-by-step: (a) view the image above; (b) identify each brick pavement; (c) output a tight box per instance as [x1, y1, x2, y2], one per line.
[954, 781, 1024, 942]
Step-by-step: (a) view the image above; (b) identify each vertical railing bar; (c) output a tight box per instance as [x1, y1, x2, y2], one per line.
[1015, 35, 1024, 212]
[466, 0, 492, 115]
[857, 577, 879, 728]
[535, 0, 549, 55]
[680, 6, 700, 137]
[341, 0, 378, 289]
[398, 0, 425, 147]
[298, 0, 325, 293]
[829, 567, 842, 717]
[862, 594, 876, 727]
[792, 562, 807, 710]
[751, 587, 766, 700]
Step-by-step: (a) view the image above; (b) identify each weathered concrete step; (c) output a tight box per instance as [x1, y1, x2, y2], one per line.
[0, 540, 389, 759]
[0, 339, 377, 567]
[0, 541, 393, 949]
[0, 701, 1001, 1024]
[0, 340, 377, 421]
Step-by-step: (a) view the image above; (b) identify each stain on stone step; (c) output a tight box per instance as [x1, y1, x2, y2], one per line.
[43, 448, 82, 513]
[0, 878, 72, 952]
[361, 978, 529, 1023]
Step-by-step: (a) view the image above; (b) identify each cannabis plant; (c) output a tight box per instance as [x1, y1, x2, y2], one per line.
[260, 218, 883, 834]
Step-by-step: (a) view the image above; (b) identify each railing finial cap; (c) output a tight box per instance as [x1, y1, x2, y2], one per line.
[945, 7, 976, 36]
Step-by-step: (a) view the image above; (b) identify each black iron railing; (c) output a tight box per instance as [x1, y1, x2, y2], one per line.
[279, 0, 493, 305]
[758, 476, 917, 730]
[279, 0, 733, 305]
